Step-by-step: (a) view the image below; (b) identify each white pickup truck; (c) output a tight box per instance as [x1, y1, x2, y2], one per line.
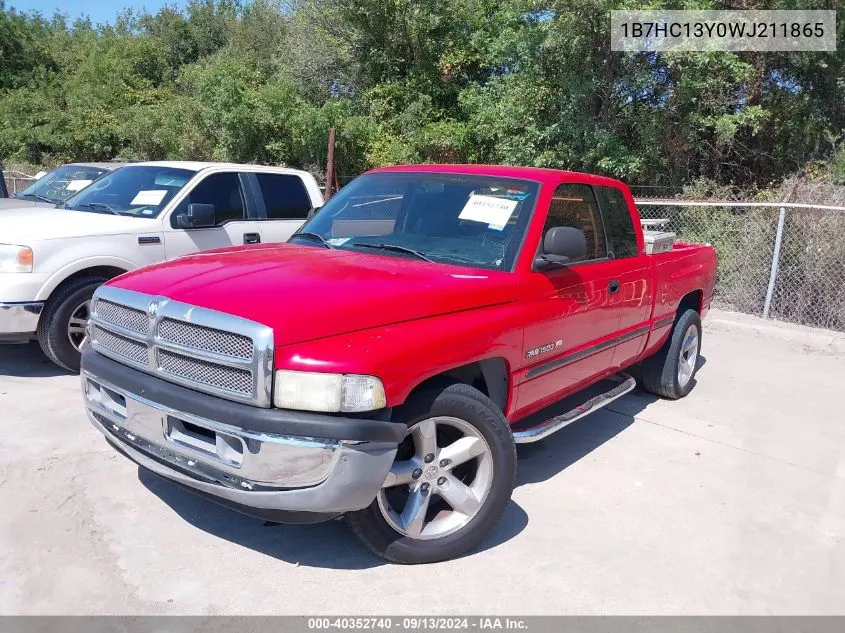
[0, 161, 322, 370]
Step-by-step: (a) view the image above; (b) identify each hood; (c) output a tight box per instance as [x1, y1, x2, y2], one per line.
[0, 206, 160, 243]
[111, 243, 518, 346]
[0, 198, 50, 210]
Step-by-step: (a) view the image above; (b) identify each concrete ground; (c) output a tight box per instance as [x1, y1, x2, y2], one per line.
[1, 310, 844, 615]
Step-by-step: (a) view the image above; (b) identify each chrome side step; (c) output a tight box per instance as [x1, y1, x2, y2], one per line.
[512, 372, 636, 444]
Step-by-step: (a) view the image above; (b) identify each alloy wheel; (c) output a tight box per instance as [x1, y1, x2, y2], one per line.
[677, 325, 699, 387]
[377, 416, 493, 540]
[67, 299, 91, 352]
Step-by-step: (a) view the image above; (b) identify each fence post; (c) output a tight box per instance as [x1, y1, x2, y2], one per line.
[324, 127, 336, 201]
[762, 206, 786, 319]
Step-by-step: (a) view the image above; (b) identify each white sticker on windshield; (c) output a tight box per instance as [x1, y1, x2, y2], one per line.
[327, 237, 351, 246]
[34, 171, 47, 180]
[458, 195, 517, 229]
[130, 190, 168, 206]
[65, 179, 92, 192]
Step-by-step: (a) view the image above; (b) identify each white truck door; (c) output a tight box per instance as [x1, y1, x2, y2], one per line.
[163, 172, 264, 258]
[246, 172, 314, 244]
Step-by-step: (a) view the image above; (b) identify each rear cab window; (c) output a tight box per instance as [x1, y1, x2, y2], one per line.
[255, 173, 312, 219]
[595, 186, 639, 258]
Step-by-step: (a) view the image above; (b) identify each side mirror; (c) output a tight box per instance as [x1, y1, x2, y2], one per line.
[534, 226, 587, 270]
[306, 205, 322, 219]
[175, 203, 216, 229]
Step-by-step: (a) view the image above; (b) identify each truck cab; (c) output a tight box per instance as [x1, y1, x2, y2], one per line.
[79, 164, 715, 564]
[0, 161, 322, 370]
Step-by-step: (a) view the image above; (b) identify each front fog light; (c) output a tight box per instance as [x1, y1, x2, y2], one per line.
[274, 370, 386, 413]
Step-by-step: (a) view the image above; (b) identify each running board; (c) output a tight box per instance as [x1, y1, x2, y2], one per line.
[511, 372, 636, 444]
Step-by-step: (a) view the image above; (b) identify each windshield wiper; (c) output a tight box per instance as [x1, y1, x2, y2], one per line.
[290, 232, 333, 248]
[73, 202, 121, 216]
[20, 192, 58, 204]
[349, 242, 435, 263]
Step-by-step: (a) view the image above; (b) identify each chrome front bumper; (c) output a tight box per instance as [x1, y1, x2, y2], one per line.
[0, 301, 43, 337]
[83, 370, 399, 519]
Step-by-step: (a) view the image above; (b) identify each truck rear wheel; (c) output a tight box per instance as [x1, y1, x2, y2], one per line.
[37, 276, 107, 372]
[347, 383, 516, 564]
[641, 308, 702, 400]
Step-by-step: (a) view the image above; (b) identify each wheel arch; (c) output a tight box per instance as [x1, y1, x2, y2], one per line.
[36, 259, 134, 303]
[677, 289, 703, 316]
[401, 357, 511, 414]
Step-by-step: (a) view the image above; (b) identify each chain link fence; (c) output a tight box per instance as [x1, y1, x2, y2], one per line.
[637, 179, 845, 332]
[2, 170, 36, 195]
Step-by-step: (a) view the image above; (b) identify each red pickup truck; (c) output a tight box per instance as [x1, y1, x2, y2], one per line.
[81, 164, 716, 564]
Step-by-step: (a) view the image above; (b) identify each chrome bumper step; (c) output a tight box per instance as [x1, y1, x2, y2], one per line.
[512, 372, 636, 444]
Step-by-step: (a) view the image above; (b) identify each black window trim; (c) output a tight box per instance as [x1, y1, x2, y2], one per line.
[241, 172, 265, 220]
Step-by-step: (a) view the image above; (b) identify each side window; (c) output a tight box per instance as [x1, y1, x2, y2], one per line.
[544, 183, 608, 260]
[597, 186, 639, 258]
[172, 172, 245, 227]
[255, 173, 312, 219]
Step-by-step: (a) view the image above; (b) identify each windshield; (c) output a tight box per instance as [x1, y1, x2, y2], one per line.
[293, 172, 539, 271]
[16, 164, 111, 204]
[62, 166, 196, 217]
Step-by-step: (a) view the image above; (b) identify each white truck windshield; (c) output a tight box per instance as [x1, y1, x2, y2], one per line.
[63, 166, 195, 217]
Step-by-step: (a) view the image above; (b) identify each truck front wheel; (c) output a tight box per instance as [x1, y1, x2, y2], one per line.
[641, 308, 702, 400]
[347, 383, 516, 564]
[37, 275, 107, 372]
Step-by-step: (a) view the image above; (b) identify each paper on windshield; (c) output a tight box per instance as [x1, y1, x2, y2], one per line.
[130, 190, 168, 206]
[66, 179, 93, 192]
[458, 195, 518, 231]
[34, 171, 47, 180]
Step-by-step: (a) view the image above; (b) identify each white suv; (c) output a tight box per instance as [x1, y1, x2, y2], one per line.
[0, 161, 322, 370]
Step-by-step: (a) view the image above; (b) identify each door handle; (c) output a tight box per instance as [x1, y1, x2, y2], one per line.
[243, 232, 261, 244]
[608, 280, 621, 294]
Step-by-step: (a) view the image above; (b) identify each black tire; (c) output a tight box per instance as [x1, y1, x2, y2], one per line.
[37, 276, 107, 372]
[641, 308, 702, 400]
[347, 382, 516, 564]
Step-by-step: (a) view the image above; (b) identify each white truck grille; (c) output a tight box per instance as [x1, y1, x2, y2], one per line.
[88, 286, 274, 406]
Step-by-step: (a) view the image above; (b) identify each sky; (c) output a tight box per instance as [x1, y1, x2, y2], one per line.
[9, 0, 187, 24]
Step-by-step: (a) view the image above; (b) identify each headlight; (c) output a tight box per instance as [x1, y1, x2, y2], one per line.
[274, 370, 386, 413]
[0, 244, 33, 273]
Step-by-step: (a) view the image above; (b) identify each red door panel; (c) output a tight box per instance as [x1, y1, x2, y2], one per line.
[514, 261, 622, 417]
[609, 254, 652, 368]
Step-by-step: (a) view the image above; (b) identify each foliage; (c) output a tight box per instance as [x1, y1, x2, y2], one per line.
[0, 0, 842, 190]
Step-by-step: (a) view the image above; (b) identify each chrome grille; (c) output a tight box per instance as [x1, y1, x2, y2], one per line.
[92, 326, 149, 365]
[94, 299, 148, 333]
[157, 318, 253, 360]
[157, 349, 253, 395]
[88, 286, 274, 407]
